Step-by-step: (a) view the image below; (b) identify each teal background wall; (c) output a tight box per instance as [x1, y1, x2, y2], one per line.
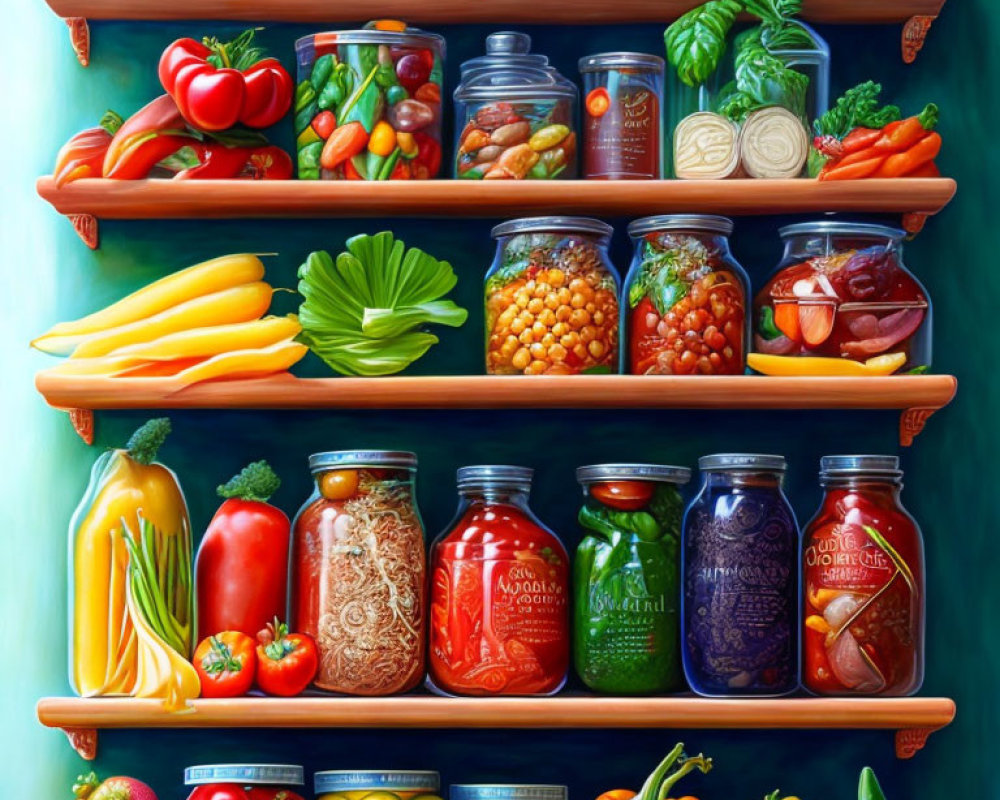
[1, 1, 996, 798]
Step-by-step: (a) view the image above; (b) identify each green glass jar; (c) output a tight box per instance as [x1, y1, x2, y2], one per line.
[574, 463, 690, 694]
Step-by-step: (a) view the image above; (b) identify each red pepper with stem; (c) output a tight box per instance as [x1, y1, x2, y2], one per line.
[53, 111, 122, 186]
[255, 618, 319, 696]
[103, 94, 198, 179]
[195, 461, 290, 640]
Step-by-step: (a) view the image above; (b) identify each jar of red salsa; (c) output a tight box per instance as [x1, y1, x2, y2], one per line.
[623, 215, 749, 375]
[803, 456, 925, 696]
[290, 451, 426, 696]
[428, 466, 569, 695]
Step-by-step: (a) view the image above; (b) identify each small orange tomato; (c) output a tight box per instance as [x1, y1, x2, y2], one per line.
[595, 791, 636, 800]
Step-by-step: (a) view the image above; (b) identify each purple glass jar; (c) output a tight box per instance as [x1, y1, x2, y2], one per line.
[681, 454, 799, 696]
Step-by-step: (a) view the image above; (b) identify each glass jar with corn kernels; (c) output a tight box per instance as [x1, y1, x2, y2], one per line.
[485, 217, 621, 374]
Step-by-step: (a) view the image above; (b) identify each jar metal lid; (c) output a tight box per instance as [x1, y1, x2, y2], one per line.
[628, 214, 734, 237]
[315, 770, 440, 794]
[579, 52, 665, 72]
[309, 450, 417, 472]
[296, 29, 445, 53]
[492, 216, 614, 238]
[185, 765, 304, 786]
[698, 453, 787, 472]
[457, 465, 533, 490]
[778, 221, 906, 241]
[577, 463, 691, 484]
[820, 455, 902, 476]
[451, 786, 568, 800]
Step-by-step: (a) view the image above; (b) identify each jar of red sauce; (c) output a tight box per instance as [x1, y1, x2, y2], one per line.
[428, 465, 569, 695]
[184, 764, 305, 800]
[803, 455, 925, 696]
[290, 451, 426, 696]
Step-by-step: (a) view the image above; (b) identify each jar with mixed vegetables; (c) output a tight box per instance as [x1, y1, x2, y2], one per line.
[575, 464, 690, 695]
[290, 451, 426, 695]
[624, 215, 749, 375]
[185, 765, 305, 800]
[454, 32, 577, 180]
[752, 222, 931, 376]
[486, 217, 620, 375]
[428, 466, 569, 696]
[295, 21, 444, 180]
[315, 771, 442, 800]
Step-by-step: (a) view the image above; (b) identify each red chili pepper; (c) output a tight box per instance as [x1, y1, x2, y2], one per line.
[103, 94, 196, 179]
[159, 28, 293, 132]
[53, 111, 123, 186]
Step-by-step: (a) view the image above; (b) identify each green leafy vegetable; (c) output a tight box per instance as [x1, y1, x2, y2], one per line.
[297, 232, 468, 376]
[664, 0, 742, 88]
[125, 417, 171, 466]
[217, 460, 280, 503]
[813, 81, 902, 139]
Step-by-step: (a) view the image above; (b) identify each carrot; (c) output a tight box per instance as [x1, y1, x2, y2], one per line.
[819, 155, 886, 181]
[320, 121, 369, 170]
[873, 103, 939, 154]
[828, 145, 880, 169]
[874, 132, 942, 178]
[841, 127, 882, 154]
[903, 161, 941, 178]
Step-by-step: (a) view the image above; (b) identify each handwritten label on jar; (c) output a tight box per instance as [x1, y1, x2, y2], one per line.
[584, 89, 659, 179]
[489, 560, 567, 645]
[804, 523, 894, 590]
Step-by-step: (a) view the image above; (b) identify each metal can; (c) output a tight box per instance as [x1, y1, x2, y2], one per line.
[185, 764, 305, 800]
[315, 770, 441, 800]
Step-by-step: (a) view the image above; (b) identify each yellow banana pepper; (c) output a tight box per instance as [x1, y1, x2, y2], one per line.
[747, 352, 907, 377]
[70, 418, 190, 698]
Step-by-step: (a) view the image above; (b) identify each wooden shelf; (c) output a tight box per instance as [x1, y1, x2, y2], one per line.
[37, 695, 956, 761]
[37, 177, 958, 249]
[36, 373, 957, 446]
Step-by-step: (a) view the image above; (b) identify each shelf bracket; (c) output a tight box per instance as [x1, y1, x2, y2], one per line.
[68, 214, 99, 249]
[900, 406, 938, 446]
[65, 17, 90, 67]
[62, 727, 98, 760]
[895, 727, 936, 758]
[902, 212, 929, 237]
[69, 409, 95, 445]
[902, 16, 935, 64]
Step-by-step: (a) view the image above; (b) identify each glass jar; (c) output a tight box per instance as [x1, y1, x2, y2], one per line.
[185, 765, 305, 800]
[574, 464, 691, 695]
[803, 456, 925, 697]
[454, 32, 578, 180]
[682, 454, 799, 696]
[315, 771, 442, 800]
[294, 23, 445, 180]
[290, 451, 426, 695]
[753, 222, 931, 372]
[452, 788, 567, 800]
[624, 215, 749, 375]
[486, 217, 620, 375]
[428, 466, 570, 696]
[579, 52, 664, 179]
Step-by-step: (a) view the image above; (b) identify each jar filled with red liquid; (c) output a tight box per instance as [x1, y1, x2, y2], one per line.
[803, 455, 925, 696]
[428, 465, 570, 695]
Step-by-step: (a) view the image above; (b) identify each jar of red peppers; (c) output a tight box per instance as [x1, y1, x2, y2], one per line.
[486, 217, 620, 375]
[624, 215, 749, 375]
[803, 456, 925, 696]
[185, 764, 305, 800]
[428, 466, 570, 695]
[290, 451, 426, 695]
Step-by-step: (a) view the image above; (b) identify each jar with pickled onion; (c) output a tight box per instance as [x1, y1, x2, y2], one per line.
[315, 771, 442, 800]
[428, 466, 570, 695]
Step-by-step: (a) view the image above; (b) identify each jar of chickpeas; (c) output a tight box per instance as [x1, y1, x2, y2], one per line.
[624, 215, 749, 375]
[486, 217, 621, 375]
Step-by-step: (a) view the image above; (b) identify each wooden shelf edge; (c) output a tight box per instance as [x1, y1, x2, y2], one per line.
[36, 177, 958, 222]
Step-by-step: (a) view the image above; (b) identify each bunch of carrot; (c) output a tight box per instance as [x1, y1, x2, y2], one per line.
[818, 104, 941, 181]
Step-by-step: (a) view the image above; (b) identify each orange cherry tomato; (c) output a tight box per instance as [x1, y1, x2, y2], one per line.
[586, 87, 611, 117]
[193, 631, 256, 698]
[590, 480, 655, 511]
[595, 791, 636, 800]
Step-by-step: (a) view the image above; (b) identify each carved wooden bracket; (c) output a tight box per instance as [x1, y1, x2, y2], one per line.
[63, 727, 98, 760]
[902, 212, 928, 237]
[900, 407, 938, 446]
[902, 16, 935, 64]
[69, 409, 95, 445]
[66, 17, 90, 67]
[69, 214, 99, 249]
[895, 727, 935, 758]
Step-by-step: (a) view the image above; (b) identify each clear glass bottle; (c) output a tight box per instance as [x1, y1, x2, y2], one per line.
[803, 456, 925, 696]
[486, 217, 621, 375]
[753, 222, 931, 372]
[454, 32, 578, 180]
[574, 463, 690, 694]
[428, 466, 570, 696]
[290, 451, 426, 695]
[623, 215, 749, 375]
[682, 454, 799, 697]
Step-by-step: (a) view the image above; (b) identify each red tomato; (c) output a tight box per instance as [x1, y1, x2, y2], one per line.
[255, 620, 319, 696]
[193, 632, 257, 698]
[188, 786, 250, 800]
[246, 790, 306, 800]
[586, 87, 611, 117]
[590, 481, 655, 511]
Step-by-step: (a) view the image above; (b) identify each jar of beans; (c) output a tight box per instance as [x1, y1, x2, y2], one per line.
[623, 215, 749, 375]
[486, 217, 621, 375]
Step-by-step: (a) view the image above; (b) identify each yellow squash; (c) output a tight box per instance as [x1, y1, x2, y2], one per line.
[167, 339, 308, 385]
[32, 254, 266, 355]
[747, 352, 907, 377]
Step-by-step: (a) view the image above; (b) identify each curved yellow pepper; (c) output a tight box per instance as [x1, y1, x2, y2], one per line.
[747, 352, 907, 377]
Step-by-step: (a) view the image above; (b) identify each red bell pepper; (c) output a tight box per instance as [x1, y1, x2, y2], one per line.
[195, 461, 290, 640]
[102, 94, 197, 179]
[159, 28, 293, 132]
[53, 111, 122, 186]
[173, 142, 293, 180]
